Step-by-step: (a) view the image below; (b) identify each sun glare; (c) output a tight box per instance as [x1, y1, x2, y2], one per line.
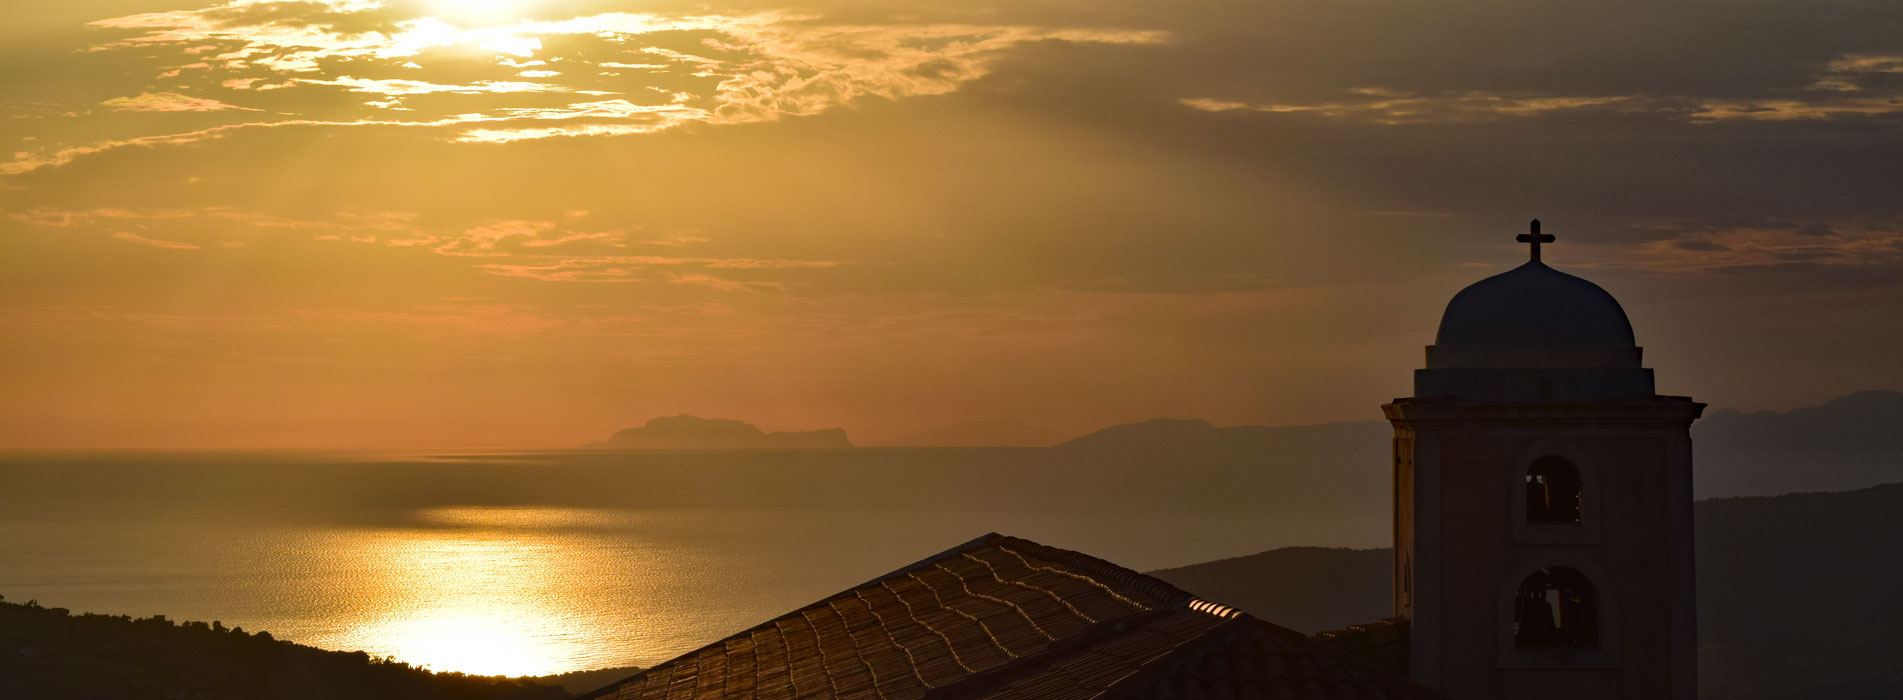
[376, 615, 565, 678]
[321, 507, 619, 677]
[428, 0, 535, 25]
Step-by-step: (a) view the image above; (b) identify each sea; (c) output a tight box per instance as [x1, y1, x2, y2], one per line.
[0, 447, 1388, 678]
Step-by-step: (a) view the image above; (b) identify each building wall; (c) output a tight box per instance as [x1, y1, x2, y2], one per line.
[1391, 401, 1699, 700]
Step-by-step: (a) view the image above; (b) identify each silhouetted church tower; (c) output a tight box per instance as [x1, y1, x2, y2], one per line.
[1384, 221, 1703, 700]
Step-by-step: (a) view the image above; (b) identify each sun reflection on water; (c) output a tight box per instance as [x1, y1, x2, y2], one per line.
[362, 615, 560, 678]
[318, 506, 615, 677]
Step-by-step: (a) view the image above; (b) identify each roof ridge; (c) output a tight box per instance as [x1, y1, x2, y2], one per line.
[1313, 616, 1409, 641]
[574, 532, 1027, 696]
[576, 532, 1249, 700]
[574, 533, 1010, 700]
[989, 534, 1245, 618]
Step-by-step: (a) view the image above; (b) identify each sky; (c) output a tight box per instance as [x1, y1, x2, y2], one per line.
[2, 0, 1900, 448]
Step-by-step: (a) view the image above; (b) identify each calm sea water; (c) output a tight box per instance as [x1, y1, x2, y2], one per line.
[0, 448, 1387, 677]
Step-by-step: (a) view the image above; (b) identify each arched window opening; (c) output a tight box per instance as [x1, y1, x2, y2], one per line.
[1513, 567, 1598, 648]
[1525, 456, 1582, 525]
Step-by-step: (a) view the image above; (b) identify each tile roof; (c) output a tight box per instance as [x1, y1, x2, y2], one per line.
[1312, 617, 1410, 677]
[580, 534, 1442, 700]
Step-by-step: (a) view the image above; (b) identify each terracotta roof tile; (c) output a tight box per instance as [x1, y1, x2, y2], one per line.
[580, 534, 1442, 700]
[1311, 618, 1409, 678]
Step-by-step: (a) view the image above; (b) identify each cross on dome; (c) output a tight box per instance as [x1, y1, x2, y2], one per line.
[1517, 219, 1556, 262]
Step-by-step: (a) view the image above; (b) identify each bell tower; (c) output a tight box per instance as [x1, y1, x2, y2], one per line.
[1385, 221, 1703, 700]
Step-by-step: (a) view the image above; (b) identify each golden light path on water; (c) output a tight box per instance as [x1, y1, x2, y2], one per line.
[0, 452, 1342, 680]
[317, 507, 630, 678]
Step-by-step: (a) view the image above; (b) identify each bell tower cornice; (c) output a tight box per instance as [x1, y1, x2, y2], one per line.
[1384, 396, 1705, 431]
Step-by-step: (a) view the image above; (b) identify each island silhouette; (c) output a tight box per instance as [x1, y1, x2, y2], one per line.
[588, 414, 852, 450]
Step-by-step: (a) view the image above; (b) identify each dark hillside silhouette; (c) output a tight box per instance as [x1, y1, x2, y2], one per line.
[1054, 418, 1391, 495]
[1146, 547, 1391, 633]
[1694, 483, 1903, 700]
[0, 597, 567, 700]
[1147, 482, 1903, 700]
[534, 666, 643, 695]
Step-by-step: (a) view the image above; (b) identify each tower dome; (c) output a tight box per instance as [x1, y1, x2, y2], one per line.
[1434, 261, 1635, 348]
[1415, 220, 1655, 400]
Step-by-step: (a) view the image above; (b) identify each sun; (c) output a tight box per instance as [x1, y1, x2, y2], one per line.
[427, 0, 536, 26]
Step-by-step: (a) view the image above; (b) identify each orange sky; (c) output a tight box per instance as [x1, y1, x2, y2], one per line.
[3, 0, 1902, 448]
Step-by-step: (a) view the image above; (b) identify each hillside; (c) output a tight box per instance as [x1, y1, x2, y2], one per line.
[0, 597, 568, 700]
[1148, 482, 1903, 700]
[1145, 546, 1391, 633]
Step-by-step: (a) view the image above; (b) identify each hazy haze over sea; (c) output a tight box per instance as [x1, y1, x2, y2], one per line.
[0, 446, 1389, 677]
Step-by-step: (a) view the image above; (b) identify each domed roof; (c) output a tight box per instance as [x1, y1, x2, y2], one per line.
[1434, 260, 1635, 347]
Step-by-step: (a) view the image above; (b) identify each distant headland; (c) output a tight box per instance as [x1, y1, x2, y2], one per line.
[589, 415, 852, 450]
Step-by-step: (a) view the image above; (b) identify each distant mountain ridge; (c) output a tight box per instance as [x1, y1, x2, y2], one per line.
[590, 415, 851, 450]
[1056, 390, 1903, 498]
[1692, 389, 1903, 497]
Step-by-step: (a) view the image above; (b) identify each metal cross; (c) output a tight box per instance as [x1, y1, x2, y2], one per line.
[1516, 219, 1555, 262]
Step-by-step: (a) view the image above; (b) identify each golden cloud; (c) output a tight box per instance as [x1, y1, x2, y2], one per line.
[1185, 84, 1903, 124]
[110, 232, 203, 250]
[0, 2, 1165, 175]
[101, 92, 262, 112]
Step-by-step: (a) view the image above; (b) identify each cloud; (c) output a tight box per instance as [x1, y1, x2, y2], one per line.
[431, 220, 560, 256]
[12, 206, 414, 230]
[0, 116, 497, 175]
[111, 232, 202, 249]
[1182, 91, 1643, 124]
[101, 92, 261, 112]
[473, 255, 842, 285]
[297, 77, 579, 95]
[1811, 54, 1903, 90]
[474, 260, 645, 283]
[1576, 221, 1903, 273]
[666, 273, 785, 292]
[1825, 54, 1903, 75]
[452, 99, 709, 142]
[1687, 97, 1903, 122]
[0, 2, 1168, 174]
[1184, 84, 1903, 125]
